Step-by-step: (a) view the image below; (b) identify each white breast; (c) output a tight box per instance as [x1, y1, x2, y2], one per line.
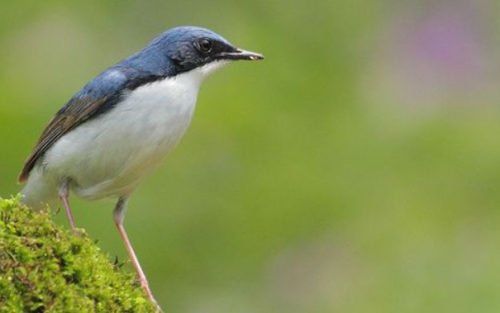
[40, 65, 217, 200]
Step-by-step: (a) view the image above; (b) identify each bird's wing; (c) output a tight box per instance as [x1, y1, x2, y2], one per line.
[18, 69, 131, 183]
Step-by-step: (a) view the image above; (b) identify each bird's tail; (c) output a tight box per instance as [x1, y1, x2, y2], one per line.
[20, 169, 59, 210]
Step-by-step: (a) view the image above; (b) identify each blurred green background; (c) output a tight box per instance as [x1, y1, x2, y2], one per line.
[2, 0, 500, 312]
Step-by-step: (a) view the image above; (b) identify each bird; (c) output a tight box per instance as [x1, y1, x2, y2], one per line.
[18, 26, 264, 311]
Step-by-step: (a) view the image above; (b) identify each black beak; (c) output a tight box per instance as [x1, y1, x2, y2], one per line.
[216, 49, 264, 61]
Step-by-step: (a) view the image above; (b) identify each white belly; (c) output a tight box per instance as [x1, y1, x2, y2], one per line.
[44, 73, 201, 199]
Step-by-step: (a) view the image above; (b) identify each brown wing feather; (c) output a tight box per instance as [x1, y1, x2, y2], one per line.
[18, 97, 108, 183]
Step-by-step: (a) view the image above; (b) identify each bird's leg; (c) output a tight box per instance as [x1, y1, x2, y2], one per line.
[113, 198, 163, 312]
[58, 179, 78, 235]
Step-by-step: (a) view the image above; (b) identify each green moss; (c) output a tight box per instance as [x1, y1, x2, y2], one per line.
[0, 196, 156, 313]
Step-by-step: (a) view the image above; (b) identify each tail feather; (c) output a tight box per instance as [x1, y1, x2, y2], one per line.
[20, 168, 58, 210]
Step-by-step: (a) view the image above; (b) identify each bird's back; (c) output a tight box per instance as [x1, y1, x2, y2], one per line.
[21, 66, 203, 205]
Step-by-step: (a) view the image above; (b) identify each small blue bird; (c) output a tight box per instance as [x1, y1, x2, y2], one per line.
[18, 26, 263, 310]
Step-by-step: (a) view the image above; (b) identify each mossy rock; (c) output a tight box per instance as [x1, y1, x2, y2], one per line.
[0, 196, 157, 313]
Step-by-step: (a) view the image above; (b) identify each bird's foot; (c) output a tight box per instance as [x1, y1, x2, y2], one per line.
[140, 279, 163, 312]
[150, 297, 163, 313]
[70, 227, 83, 237]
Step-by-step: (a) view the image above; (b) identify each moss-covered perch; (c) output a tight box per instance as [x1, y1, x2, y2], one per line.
[0, 196, 157, 313]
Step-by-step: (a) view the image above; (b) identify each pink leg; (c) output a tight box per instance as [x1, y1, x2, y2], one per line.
[58, 180, 78, 235]
[114, 198, 162, 312]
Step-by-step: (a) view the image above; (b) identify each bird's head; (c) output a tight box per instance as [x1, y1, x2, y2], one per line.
[139, 26, 264, 77]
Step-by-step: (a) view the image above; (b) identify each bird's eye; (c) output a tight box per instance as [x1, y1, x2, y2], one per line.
[198, 39, 213, 53]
